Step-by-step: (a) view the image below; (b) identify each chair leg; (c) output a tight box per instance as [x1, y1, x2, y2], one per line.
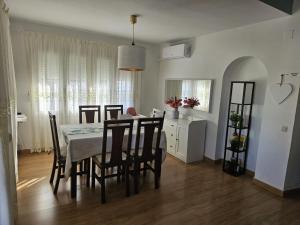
[117, 165, 121, 183]
[91, 160, 96, 188]
[54, 165, 61, 194]
[154, 169, 160, 189]
[121, 165, 125, 182]
[79, 161, 83, 175]
[49, 157, 56, 184]
[85, 158, 90, 187]
[155, 149, 162, 189]
[101, 167, 106, 204]
[143, 162, 147, 177]
[125, 164, 130, 197]
[134, 162, 140, 194]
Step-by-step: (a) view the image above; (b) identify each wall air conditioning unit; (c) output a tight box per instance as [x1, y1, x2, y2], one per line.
[161, 43, 191, 60]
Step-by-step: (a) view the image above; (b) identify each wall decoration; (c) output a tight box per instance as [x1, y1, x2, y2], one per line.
[270, 83, 293, 104]
[270, 73, 298, 105]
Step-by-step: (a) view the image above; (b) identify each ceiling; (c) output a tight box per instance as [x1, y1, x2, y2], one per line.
[7, 0, 288, 43]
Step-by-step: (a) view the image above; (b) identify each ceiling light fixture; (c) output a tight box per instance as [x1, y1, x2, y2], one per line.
[118, 15, 145, 72]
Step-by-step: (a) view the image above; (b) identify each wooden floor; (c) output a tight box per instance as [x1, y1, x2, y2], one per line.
[17, 153, 300, 225]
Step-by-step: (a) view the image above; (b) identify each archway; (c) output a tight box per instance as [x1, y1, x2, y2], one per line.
[216, 56, 268, 172]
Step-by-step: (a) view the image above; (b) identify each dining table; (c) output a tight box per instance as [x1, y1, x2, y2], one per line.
[60, 117, 167, 198]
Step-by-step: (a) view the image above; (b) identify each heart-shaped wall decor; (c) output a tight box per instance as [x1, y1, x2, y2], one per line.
[270, 83, 293, 104]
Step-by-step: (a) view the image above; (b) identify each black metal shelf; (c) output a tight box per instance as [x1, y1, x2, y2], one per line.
[223, 160, 245, 176]
[228, 125, 249, 130]
[222, 81, 255, 177]
[230, 103, 252, 106]
[225, 147, 246, 153]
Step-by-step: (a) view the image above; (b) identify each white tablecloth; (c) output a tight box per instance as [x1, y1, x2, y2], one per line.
[60, 123, 167, 179]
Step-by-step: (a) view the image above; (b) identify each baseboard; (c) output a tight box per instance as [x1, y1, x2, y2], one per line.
[283, 188, 300, 197]
[253, 178, 284, 197]
[203, 156, 222, 165]
[245, 169, 255, 177]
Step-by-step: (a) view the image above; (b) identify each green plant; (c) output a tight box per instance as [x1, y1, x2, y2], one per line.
[229, 112, 242, 127]
[230, 135, 240, 149]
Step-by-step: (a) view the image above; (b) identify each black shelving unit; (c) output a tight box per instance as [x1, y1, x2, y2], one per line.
[222, 81, 255, 176]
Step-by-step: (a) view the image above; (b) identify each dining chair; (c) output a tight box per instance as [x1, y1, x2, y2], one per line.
[152, 109, 166, 126]
[91, 119, 133, 203]
[132, 117, 164, 194]
[79, 105, 101, 123]
[79, 105, 101, 173]
[48, 112, 90, 194]
[104, 105, 123, 120]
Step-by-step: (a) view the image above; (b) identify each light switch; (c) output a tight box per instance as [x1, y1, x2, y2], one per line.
[281, 126, 288, 132]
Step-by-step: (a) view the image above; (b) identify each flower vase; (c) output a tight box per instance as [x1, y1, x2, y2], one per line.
[172, 108, 179, 119]
[182, 107, 192, 119]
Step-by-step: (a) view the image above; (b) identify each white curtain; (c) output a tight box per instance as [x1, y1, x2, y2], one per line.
[23, 31, 141, 152]
[0, 1, 18, 224]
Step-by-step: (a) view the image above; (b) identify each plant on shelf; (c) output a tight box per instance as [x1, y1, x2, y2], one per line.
[230, 134, 246, 150]
[229, 111, 242, 128]
[230, 135, 240, 150]
[183, 97, 200, 108]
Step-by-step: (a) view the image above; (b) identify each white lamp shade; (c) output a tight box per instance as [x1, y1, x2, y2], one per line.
[118, 45, 145, 71]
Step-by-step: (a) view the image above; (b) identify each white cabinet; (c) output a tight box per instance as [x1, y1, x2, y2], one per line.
[164, 118, 206, 163]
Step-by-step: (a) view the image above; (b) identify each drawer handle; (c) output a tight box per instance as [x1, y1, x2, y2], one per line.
[171, 134, 173, 136]
[170, 145, 173, 147]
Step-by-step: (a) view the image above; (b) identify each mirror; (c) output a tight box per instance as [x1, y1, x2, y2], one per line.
[165, 79, 213, 112]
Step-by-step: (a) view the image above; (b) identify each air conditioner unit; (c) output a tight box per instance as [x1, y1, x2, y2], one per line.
[161, 44, 191, 60]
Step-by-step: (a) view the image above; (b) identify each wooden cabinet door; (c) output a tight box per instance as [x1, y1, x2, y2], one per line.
[176, 125, 188, 162]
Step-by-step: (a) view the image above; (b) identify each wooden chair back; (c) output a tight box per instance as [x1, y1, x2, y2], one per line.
[79, 105, 101, 123]
[48, 112, 62, 160]
[134, 117, 164, 162]
[102, 119, 133, 167]
[104, 105, 123, 120]
[152, 109, 166, 126]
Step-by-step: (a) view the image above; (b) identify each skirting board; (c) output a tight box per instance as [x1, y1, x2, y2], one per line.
[253, 178, 284, 197]
[253, 178, 300, 197]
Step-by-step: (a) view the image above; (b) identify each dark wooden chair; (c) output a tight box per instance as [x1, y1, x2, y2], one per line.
[78, 105, 101, 174]
[79, 105, 101, 123]
[132, 117, 164, 194]
[48, 112, 90, 194]
[91, 119, 134, 203]
[152, 109, 166, 126]
[104, 105, 123, 120]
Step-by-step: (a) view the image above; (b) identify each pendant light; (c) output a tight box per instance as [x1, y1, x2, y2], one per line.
[118, 15, 145, 71]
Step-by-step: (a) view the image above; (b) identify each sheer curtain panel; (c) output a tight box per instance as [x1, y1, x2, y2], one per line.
[23, 32, 141, 152]
[0, 1, 18, 224]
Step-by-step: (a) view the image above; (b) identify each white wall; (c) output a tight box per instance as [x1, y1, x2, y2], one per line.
[216, 57, 267, 172]
[11, 19, 160, 150]
[158, 10, 300, 190]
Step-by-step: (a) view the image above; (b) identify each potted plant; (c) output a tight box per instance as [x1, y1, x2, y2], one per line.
[229, 111, 242, 128]
[181, 97, 200, 119]
[165, 97, 182, 119]
[183, 97, 200, 109]
[230, 135, 240, 150]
